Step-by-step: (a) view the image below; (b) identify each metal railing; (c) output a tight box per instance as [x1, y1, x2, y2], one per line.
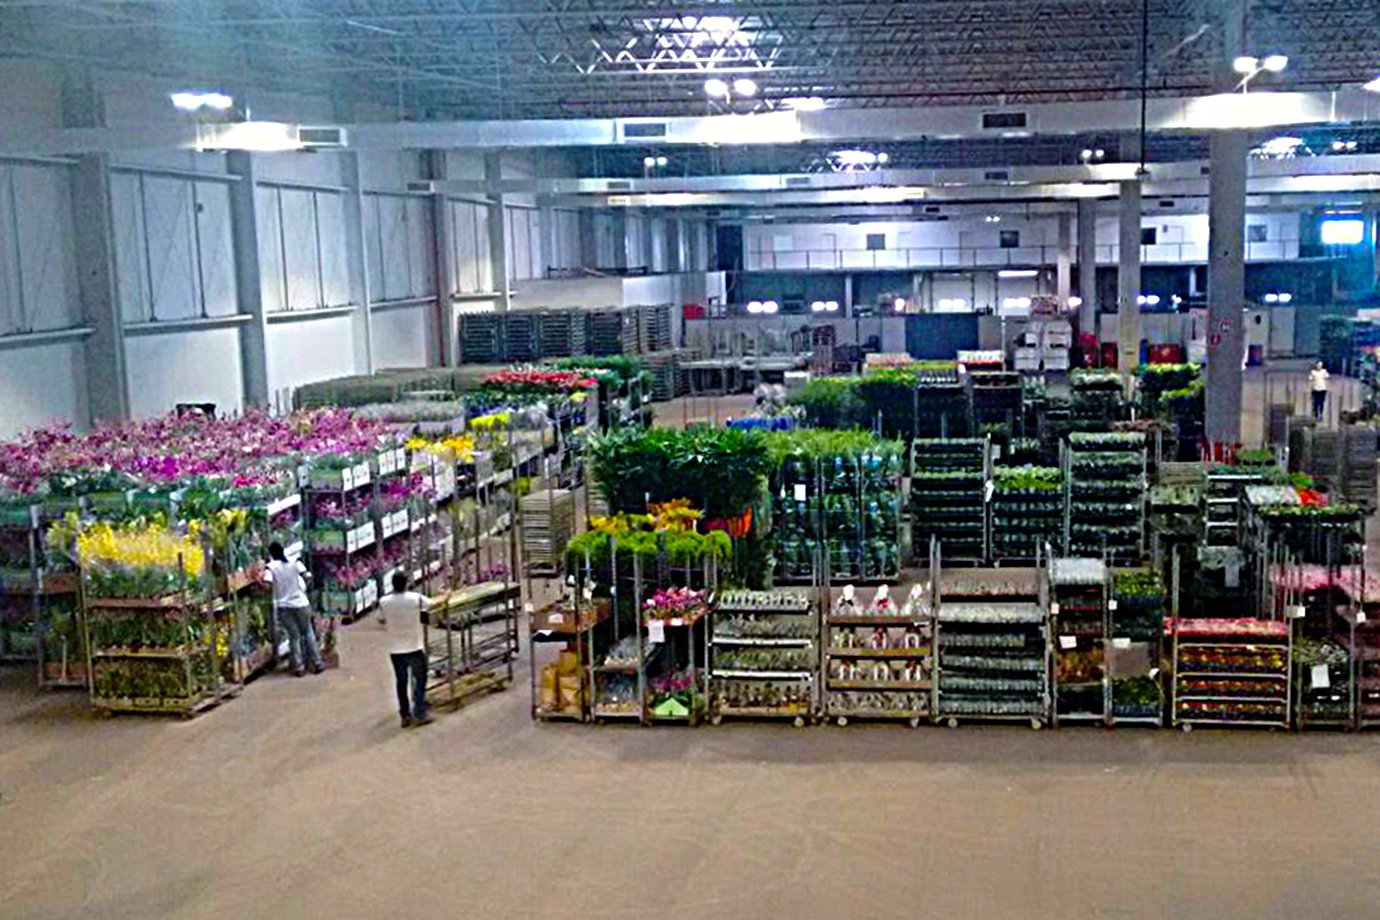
[744, 239, 1301, 272]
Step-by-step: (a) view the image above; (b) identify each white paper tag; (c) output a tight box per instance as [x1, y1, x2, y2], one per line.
[549, 612, 565, 624]
[842, 584, 856, 601]
[647, 620, 665, 644]
[1059, 635, 1077, 649]
[1108, 599, 1118, 611]
[793, 483, 808, 502]
[1288, 604, 1307, 620]
[1112, 637, 1132, 649]
[1049, 603, 1060, 616]
[984, 480, 995, 503]
[1357, 612, 1368, 624]
[1311, 664, 1330, 689]
[992, 445, 1001, 461]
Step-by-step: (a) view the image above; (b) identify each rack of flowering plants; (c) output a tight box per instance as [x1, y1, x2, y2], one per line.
[80, 563, 238, 717]
[1169, 617, 1291, 731]
[1, 501, 83, 688]
[709, 589, 819, 726]
[635, 554, 716, 726]
[1063, 432, 1146, 565]
[1107, 567, 1167, 726]
[306, 455, 379, 627]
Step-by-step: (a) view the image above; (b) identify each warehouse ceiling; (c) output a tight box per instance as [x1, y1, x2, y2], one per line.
[1, 0, 1379, 121]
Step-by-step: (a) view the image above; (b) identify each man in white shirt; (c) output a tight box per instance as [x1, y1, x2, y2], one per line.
[376, 572, 434, 728]
[1309, 361, 1330, 420]
[263, 541, 323, 677]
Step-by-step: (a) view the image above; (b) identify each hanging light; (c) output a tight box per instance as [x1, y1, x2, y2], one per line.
[732, 78, 758, 97]
[704, 78, 730, 98]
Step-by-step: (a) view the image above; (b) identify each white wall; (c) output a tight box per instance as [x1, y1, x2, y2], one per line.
[372, 305, 433, 369]
[267, 317, 356, 404]
[0, 342, 87, 436]
[126, 328, 244, 419]
[364, 192, 435, 304]
[447, 198, 494, 294]
[0, 159, 81, 334]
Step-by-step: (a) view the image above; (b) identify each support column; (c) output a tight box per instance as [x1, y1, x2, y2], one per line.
[64, 73, 129, 424]
[1206, 131, 1249, 444]
[610, 211, 630, 272]
[538, 198, 557, 280]
[340, 152, 375, 375]
[72, 156, 131, 423]
[225, 151, 271, 409]
[578, 210, 599, 272]
[641, 213, 657, 272]
[1056, 212, 1073, 307]
[1076, 198, 1098, 332]
[666, 220, 684, 273]
[484, 153, 511, 311]
[1117, 180, 1143, 375]
[426, 151, 453, 365]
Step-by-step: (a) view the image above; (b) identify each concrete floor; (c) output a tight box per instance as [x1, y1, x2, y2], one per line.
[3, 365, 1378, 920]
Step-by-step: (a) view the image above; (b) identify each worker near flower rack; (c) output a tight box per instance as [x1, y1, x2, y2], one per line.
[1309, 360, 1331, 420]
[264, 541, 325, 677]
[376, 572, 433, 729]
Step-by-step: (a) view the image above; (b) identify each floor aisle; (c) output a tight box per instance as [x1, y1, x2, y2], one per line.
[5, 620, 1380, 920]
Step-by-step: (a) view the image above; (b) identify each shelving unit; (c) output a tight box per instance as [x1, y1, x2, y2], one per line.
[774, 450, 902, 584]
[519, 488, 575, 578]
[989, 466, 1063, 562]
[305, 457, 378, 637]
[1064, 432, 1146, 563]
[530, 594, 609, 721]
[910, 438, 986, 563]
[81, 587, 238, 717]
[0, 501, 84, 688]
[1169, 618, 1291, 730]
[1069, 369, 1122, 432]
[935, 559, 1050, 728]
[1049, 558, 1108, 725]
[824, 581, 933, 726]
[709, 589, 817, 725]
[425, 581, 521, 709]
[1108, 568, 1167, 726]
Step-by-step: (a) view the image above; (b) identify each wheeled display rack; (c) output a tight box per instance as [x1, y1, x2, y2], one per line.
[709, 588, 817, 725]
[1169, 617, 1291, 730]
[425, 580, 521, 710]
[824, 575, 934, 728]
[935, 548, 1051, 728]
[1050, 558, 1108, 726]
[1064, 432, 1146, 563]
[910, 438, 986, 563]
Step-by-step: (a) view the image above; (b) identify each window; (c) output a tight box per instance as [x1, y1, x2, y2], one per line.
[999, 230, 1020, 249]
[866, 233, 887, 251]
[1141, 227, 1158, 246]
[1247, 224, 1269, 243]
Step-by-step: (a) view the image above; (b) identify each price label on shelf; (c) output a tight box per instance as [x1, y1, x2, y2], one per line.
[793, 483, 808, 502]
[1288, 604, 1307, 620]
[1357, 612, 1368, 624]
[1059, 635, 1077, 649]
[647, 620, 666, 644]
[1108, 599, 1118, 611]
[1311, 664, 1330, 689]
[1112, 637, 1131, 649]
[1049, 603, 1060, 616]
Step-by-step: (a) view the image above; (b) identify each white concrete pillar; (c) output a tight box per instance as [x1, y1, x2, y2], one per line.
[1206, 131, 1249, 444]
[1056, 211, 1073, 307]
[1076, 198, 1098, 332]
[1117, 181, 1143, 374]
[225, 152, 271, 409]
[426, 151, 453, 365]
[484, 153, 511, 311]
[340, 152, 375, 374]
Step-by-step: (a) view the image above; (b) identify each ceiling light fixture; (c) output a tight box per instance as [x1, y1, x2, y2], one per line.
[171, 91, 234, 112]
[782, 96, 826, 112]
[1366, 76, 1380, 93]
[1262, 54, 1289, 73]
[656, 156, 668, 167]
[998, 269, 1038, 279]
[732, 78, 758, 97]
[1233, 56, 1261, 75]
[893, 297, 907, 312]
[703, 78, 730, 98]
[1068, 296, 1083, 308]
[746, 300, 763, 314]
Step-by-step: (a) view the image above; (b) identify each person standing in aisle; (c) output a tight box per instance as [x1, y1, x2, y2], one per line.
[376, 572, 433, 728]
[263, 541, 324, 677]
[1310, 360, 1331, 420]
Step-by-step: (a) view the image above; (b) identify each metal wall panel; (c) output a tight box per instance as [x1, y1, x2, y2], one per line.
[141, 176, 199, 321]
[195, 182, 238, 317]
[256, 185, 286, 312]
[315, 191, 350, 307]
[404, 196, 434, 297]
[279, 188, 321, 310]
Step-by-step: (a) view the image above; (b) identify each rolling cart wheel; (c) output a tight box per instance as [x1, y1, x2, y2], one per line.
[710, 714, 723, 726]
[836, 715, 848, 727]
[793, 716, 805, 728]
[908, 717, 921, 728]
[947, 717, 958, 729]
[1030, 718, 1042, 730]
